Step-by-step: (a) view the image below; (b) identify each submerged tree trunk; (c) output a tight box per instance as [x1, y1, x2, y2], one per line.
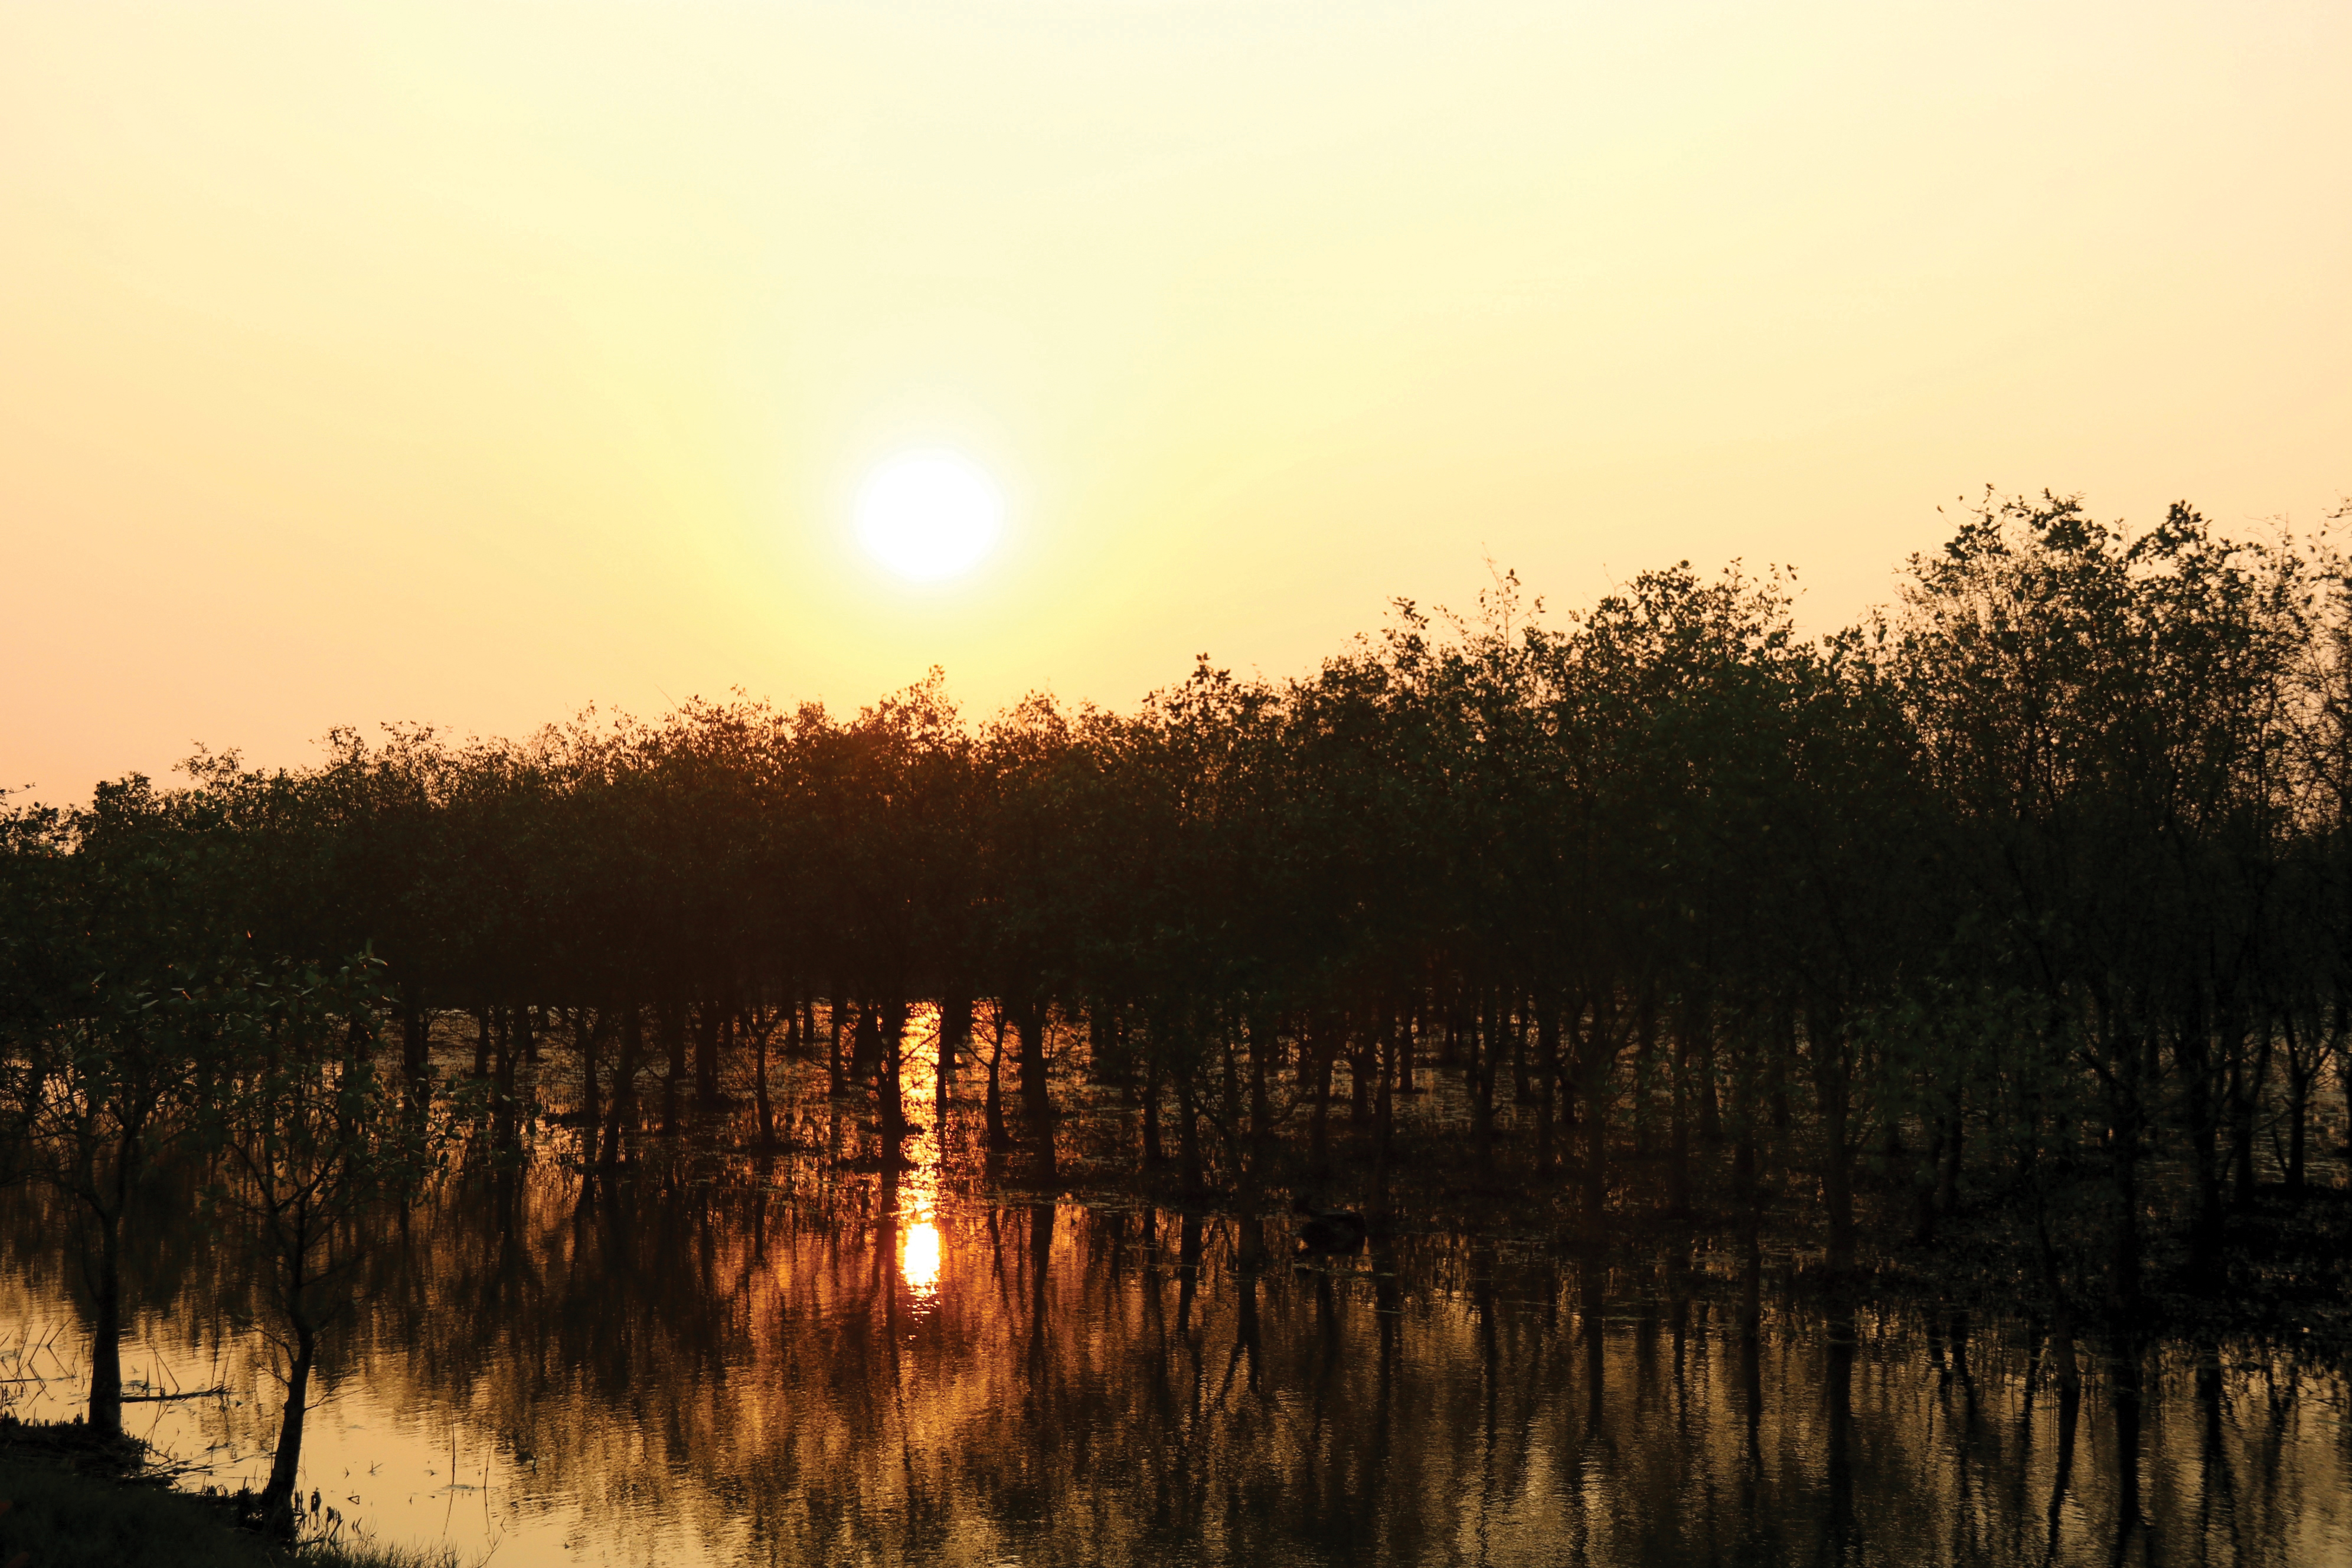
[2109, 1089, 2145, 1319]
[984, 1014, 1011, 1152]
[659, 999, 686, 1135]
[576, 1008, 602, 1161]
[85, 1204, 124, 1438]
[2229, 1025, 2271, 1207]
[1576, 996, 1615, 1240]
[941, 990, 972, 1083]
[827, 991, 847, 1097]
[752, 1011, 775, 1149]
[1667, 994, 1691, 1216]
[878, 997, 909, 1159]
[1471, 988, 1496, 1172]
[257, 1313, 316, 1538]
[1811, 1000, 1858, 1283]
[1396, 1000, 1417, 1096]
[1141, 1055, 1164, 1168]
[1017, 1001, 1055, 1179]
[599, 1005, 643, 1171]
[401, 985, 429, 1099]
[694, 1002, 721, 1113]
[1175, 1069, 1206, 1198]
[1371, 1013, 1398, 1222]
[494, 1007, 521, 1151]
[1534, 995, 1559, 1175]
[1305, 1018, 1336, 1172]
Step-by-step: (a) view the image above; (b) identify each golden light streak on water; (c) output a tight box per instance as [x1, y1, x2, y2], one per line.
[900, 1220, 942, 1301]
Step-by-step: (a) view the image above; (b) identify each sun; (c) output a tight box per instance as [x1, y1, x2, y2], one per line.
[853, 449, 1004, 582]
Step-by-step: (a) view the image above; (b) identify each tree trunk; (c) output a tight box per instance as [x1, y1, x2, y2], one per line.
[753, 1012, 775, 1149]
[878, 997, 908, 1158]
[577, 1009, 602, 1157]
[984, 1017, 1010, 1152]
[694, 1002, 721, 1112]
[1936, 1086, 1964, 1216]
[1396, 999, 1417, 1095]
[1306, 1020, 1335, 1172]
[258, 1315, 316, 1538]
[1141, 1054, 1164, 1167]
[401, 985, 429, 1095]
[2230, 1026, 2271, 1207]
[1175, 1070, 1206, 1198]
[1536, 995, 1560, 1177]
[494, 1006, 520, 1150]
[1666, 993, 1690, 1216]
[86, 1206, 123, 1438]
[941, 991, 972, 1083]
[1016, 1001, 1051, 1130]
[1577, 997, 1613, 1239]
[1736, 1126, 1761, 1335]
[1804, 995, 1858, 1280]
[659, 999, 685, 1135]
[827, 992, 847, 1097]
[599, 1005, 642, 1171]
[1016, 1001, 1054, 1178]
[1372, 1012, 1397, 1221]
[2186, 1070, 2224, 1270]
[1471, 989, 1495, 1172]
[1694, 997, 1723, 1145]
[2287, 1057, 2308, 1193]
[2109, 1092, 2144, 1319]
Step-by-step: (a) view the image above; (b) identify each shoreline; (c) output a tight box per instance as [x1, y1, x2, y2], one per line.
[0, 1417, 450, 1568]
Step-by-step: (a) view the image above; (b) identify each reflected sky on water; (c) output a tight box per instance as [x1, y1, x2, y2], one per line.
[4, 1037, 2348, 1566]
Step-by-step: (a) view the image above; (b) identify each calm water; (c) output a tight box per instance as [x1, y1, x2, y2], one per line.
[3, 1044, 2347, 1567]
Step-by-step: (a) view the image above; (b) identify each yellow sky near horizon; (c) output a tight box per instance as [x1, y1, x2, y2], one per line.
[4, 1, 2347, 802]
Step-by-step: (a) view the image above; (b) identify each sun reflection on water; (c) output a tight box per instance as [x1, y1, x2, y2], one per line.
[896, 1001, 946, 1308]
[901, 1220, 942, 1301]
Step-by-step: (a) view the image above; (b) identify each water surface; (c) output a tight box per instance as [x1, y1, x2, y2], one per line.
[3, 1057, 2345, 1567]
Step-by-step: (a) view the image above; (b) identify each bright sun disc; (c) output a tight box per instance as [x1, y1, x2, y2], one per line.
[854, 450, 1004, 582]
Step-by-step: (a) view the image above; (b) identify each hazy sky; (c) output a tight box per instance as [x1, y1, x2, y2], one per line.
[5, 1, 2347, 801]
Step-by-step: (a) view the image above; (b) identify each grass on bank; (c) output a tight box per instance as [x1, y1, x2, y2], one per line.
[0, 1422, 455, 1568]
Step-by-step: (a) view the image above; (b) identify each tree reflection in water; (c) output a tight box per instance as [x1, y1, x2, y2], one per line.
[1, 1112, 2347, 1565]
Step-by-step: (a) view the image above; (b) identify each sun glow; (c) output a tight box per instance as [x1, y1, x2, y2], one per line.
[852, 450, 1004, 583]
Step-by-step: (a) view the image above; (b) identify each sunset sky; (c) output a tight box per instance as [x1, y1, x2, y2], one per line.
[5, 1, 2347, 802]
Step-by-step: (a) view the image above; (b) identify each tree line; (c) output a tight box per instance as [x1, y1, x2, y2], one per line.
[5, 491, 2351, 1507]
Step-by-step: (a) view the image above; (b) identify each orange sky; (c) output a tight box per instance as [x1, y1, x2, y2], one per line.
[4, 2, 2347, 802]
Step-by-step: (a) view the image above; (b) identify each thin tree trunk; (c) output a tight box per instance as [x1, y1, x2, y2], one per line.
[1536, 993, 1561, 1177]
[827, 992, 847, 1097]
[401, 985, 429, 1098]
[984, 1012, 1010, 1152]
[1017, 1001, 1054, 1177]
[259, 1314, 316, 1537]
[753, 1011, 775, 1149]
[599, 1005, 642, 1171]
[1936, 1085, 1964, 1216]
[660, 999, 685, 1135]
[577, 1008, 602, 1158]
[1471, 988, 1495, 1172]
[1578, 995, 1613, 1239]
[1176, 1070, 1206, 1198]
[1141, 1054, 1164, 1168]
[694, 1002, 721, 1113]
[1372, 1011, 1397, 1222]
[1667, 992, 1691, 1216]
[879, 997, 908, 1158]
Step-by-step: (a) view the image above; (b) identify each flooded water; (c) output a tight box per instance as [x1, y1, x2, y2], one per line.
[4, 1037, 2348, 1567]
